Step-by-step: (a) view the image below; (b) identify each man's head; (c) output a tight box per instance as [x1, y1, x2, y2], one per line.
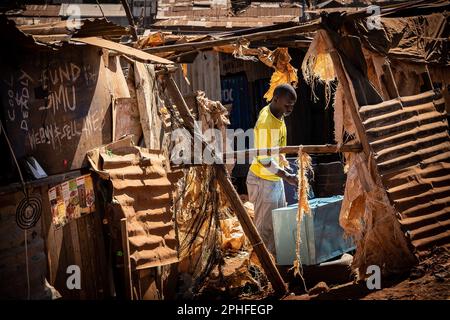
[271, 84, 297, 117]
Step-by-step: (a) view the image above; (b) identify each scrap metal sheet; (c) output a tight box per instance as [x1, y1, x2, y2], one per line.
[359, 90, 450, 256]
[88, 138, 183, 269]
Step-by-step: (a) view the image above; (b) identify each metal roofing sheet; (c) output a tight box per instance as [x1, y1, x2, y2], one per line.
[89, 138, 183, 269]
[359, 90, 450, 256]
[22, 4, 61, 17]
[59, 4, 126, 17]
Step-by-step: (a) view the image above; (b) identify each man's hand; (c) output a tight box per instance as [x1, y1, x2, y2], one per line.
[278, 170, 298, 186]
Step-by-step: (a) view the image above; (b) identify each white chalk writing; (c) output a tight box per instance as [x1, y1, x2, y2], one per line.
[3, 70, 34, 132]
[28, 110, 102, 151]
[39, 62, 81, 114]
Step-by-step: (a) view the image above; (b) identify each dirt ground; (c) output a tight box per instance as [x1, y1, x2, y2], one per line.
[285, 247, 450, 300]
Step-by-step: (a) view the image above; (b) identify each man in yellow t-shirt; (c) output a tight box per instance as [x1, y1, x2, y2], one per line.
[246, 84, 298, 256]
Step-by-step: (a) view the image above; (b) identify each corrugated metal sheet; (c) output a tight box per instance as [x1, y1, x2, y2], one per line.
[17, 18, 128, 43]
[23, 4, 61, 17]
[221, 73, 252, 130]
[153, 16, 298, 28]
[173, 51, 221, 101]
[59, 4, 126, 17]
[359, 90, 450, 256]
[89, 138, 182, 270]
[238, 7, 302, 17]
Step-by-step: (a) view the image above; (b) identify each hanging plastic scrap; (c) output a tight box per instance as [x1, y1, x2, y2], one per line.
[290, 147, 313, 280]
[260, 47, 299, 102]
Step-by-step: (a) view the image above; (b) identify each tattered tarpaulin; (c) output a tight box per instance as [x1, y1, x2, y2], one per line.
[359, 90, 450, 257]
[352, 12, 450, 65]
[339, 152, 416, 276]
[302, 29, 336, 104]
[259, 48, 298, 102]
[87, 137, 183, 269]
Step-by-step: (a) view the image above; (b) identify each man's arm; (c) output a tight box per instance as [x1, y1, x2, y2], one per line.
[258, 157, 298, 186]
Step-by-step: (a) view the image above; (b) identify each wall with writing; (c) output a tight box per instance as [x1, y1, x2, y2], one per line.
[0, 45, 112, 176]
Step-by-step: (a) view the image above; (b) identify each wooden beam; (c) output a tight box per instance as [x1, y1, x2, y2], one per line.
[224, 144, 362, 161]
[321, 30, 372, 155]
[163, 76, 288, 296]
[145, 20, 321, 54]
[120, 218, 133, 300]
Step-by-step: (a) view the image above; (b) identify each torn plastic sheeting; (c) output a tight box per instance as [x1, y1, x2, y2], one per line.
[302, 29, 336, 104]
[339, 152, 416, 278]
[220, 217, 245, 252]
[262, 47, 298, 102]
[87, 137, 183, 270]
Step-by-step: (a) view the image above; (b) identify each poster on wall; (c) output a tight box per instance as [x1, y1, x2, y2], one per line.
[49, 174, 95, 229]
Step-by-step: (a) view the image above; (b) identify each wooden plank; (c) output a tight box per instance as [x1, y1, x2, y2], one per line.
[163, 75, 288, 296]
[223, 144, 362, 161]
[69, 220, 85, 299]
[0, 46, 112, 175]
[77, 215, 95, 299]
[71, 37, 173, 65]
[0, 170, 82, 195]
[120, 218, 133, 300]
[91, 190, 113, 298]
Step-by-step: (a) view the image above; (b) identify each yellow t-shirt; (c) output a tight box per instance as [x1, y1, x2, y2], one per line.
[249, 105, 287, 181]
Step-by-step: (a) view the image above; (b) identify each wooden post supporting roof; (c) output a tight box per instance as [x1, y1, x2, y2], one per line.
[163, 75, 288, 296]
[321, 30, 372, 156]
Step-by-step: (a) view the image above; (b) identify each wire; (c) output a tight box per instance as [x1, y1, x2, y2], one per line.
[96, 0, 106, 19]
[24, 230, 31, 300]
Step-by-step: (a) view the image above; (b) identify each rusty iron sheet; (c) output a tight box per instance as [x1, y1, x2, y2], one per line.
[359, 90, 450, 256]
[0, 45, 112, 175]
[87, 137, 183, 269]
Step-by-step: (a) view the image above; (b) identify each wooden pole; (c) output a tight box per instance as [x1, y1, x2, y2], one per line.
[120, 0, 138, 41]
[321, 29, 386, 192]
[163, 76, 288, 296]
[224, 143, 362, 160]
[120, 218, 133, 300]
[144, 20, 320, 54]
[321, 30, 372, 155]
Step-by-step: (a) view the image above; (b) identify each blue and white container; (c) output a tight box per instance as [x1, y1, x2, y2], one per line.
[272, 196, 355, 266]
